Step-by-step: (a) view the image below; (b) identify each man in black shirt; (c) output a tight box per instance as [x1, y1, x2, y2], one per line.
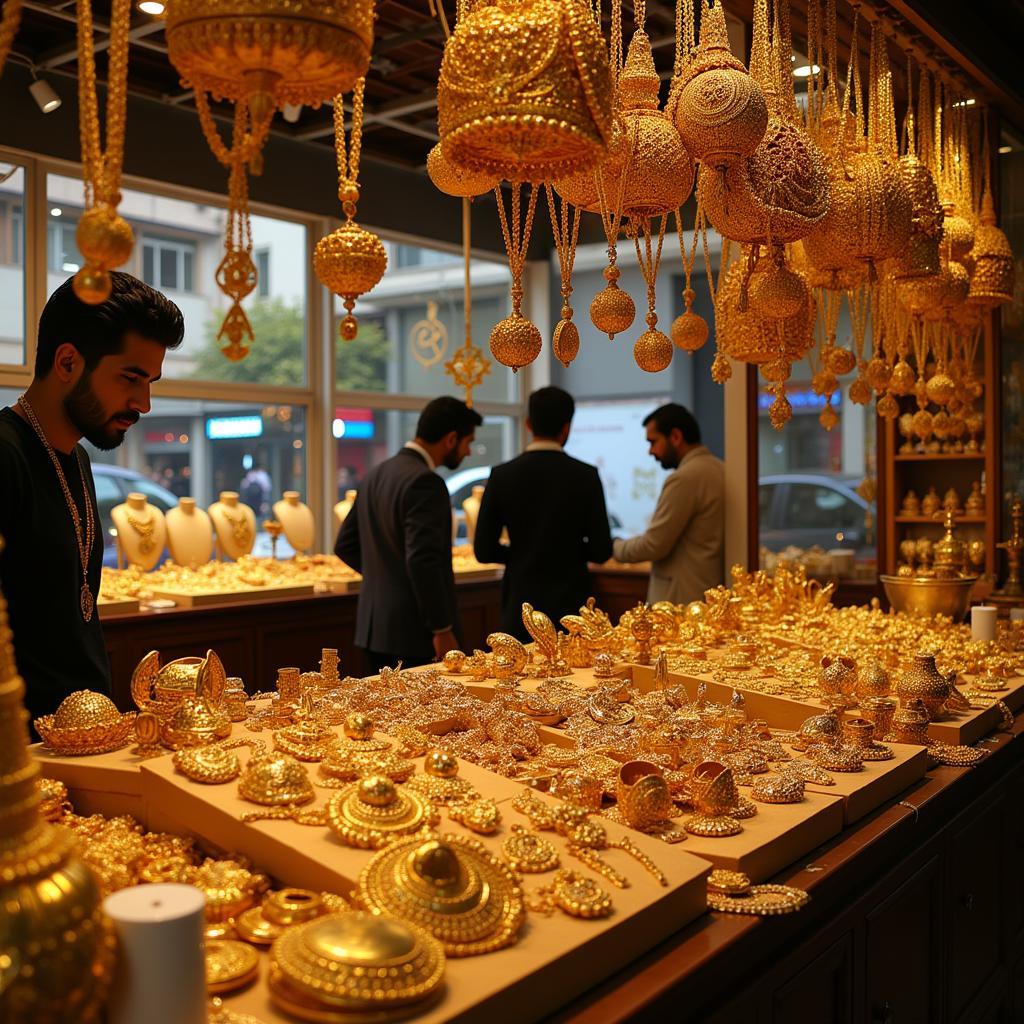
[0, 273, 184, 723]
[474, 386, 613, 640]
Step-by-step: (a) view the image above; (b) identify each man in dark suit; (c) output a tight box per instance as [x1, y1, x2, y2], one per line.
[336, 396, 482, 673]
[473, 386, 612, 641]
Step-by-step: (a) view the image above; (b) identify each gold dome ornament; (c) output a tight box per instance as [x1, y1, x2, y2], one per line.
[968, 183, 1015, 309]
[436, 0, 613, 182]
[72, 0, 134, 304]
[670, 0, 767, 171]
[335, 711, 391, 752]
[34, 690, 136, 756]
[0, 545, 116, 1020]
[940, 201, 975, 265]
[553, 118, 630, 214]
[238, 752, 315, 807]
[315, 81, 387, 342]
[490, 183, 543, 371]
[327, 775, 439, 849]
[749, 244, 808, 320]
[427, 143, 501, 199]
[162, 694, 232, 750]
[406, 749, 479, 805]
[206, 938, 260, 995]
[269, 912, 446, 1021]
[173, 743, 242, 785]
[359, 834, 526, 957]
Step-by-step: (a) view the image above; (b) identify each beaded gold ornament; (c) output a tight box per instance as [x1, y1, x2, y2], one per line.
[314, 79, 387, 342]
[529, 870, 614, 919]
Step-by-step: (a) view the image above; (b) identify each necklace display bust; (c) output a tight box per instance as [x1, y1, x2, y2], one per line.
[208, 490, 256, 561]
[463, 485, 485, 546]
[273, 491, 315, 554]
[111, 492, 167, 571]
[165, 497, 214, 567]
[333, 489, 358, 534]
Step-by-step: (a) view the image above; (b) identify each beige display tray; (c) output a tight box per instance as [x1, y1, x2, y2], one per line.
[140, 747, 711, 1024]
[312, 577, 361, 594]
[452, 564, 504, 582]
[780, 741, 930, 826]
[96, 596, 140, 616]
[631, 664, 1024, 748]
[32, 742, 150, 819]
[674, 789, 844, 881]
[439, 663, 628, 701]
[147, 582, 316, 607]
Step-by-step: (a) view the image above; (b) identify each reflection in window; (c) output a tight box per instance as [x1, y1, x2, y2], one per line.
[0, 166, 25, 366]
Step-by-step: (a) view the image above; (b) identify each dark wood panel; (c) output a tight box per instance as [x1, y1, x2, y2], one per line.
[771, 935, 854, 1024]
[589, 570, 648, 623]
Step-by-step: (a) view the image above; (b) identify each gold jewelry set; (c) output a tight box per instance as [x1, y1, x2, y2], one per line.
[706, 870, 810, 916]
[125, 510, 157, 554]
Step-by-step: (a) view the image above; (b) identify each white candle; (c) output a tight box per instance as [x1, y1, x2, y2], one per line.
[1010, 607, 1024, 622]
[971, 605, 998, 642]
[104, 883, 207, 1024]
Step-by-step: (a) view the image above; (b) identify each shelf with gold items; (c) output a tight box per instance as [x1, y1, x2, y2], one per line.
[893, 452, 986, 461]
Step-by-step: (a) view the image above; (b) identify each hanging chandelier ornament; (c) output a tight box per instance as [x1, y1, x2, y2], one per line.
[670, 0, 767, 174]
[427, 143, 501, 199]
[314, 80, 388, 342]
[490, 183, 542, 371]
[546, 185, 583, 368]
[72, 0, 134, 306]
[437, 0, 614, 182]
[0, 0, 22, 83]
[967, 117, 1015, 308]
[445, 199, 492, 405]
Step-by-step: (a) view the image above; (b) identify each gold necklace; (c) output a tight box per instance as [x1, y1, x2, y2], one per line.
[17, 396, 96, 622]
[221, 507, 251, 547]
[125, 510, 155, 554]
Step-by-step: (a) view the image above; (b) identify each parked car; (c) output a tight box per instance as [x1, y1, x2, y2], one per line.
[93, 465, 178, 568]
[758, 473, 874, 559]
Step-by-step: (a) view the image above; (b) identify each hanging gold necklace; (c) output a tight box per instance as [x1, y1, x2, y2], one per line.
[125, 510, 155, 554]
[73, 0, 134, 305]
[221, 507, 252, 548]
[17, 396, 96, 622]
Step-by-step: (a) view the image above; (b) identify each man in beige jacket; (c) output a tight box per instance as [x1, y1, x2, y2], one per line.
[612, 403, 724, 604]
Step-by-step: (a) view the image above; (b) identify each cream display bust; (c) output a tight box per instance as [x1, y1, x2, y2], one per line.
[208, 490, 256, 561]
[165, 497, 214, 567]
[333, 489, 358, 534]
[273, 491, 315, 554]
[462, 485, 485, 546]
[111, 492, 168, 571]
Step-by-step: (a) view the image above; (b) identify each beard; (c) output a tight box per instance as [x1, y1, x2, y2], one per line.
[64, 372, 138, 450]
[442, 447, 465, 471]
[658, 451, 679, 471]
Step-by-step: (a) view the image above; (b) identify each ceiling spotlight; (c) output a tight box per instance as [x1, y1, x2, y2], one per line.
[29, 76, 61, 114]
[1000, 145, 1013, 155]
[952, 98, 976, 108]
[50, 207, 62, 217]
[137, 0, 166, 14]
[283, 103, 303, 124]
[792, 64, 821, 78]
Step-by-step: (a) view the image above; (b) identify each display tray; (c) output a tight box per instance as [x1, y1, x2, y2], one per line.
[96, 596, 140, 616]
[312, 577, 361, 594]
[140, 746, 711, 1024]
[147, 581, 317, 607]
[452, 564, 504, 582]
[32, 742, 149, 819]
[631, 664, 1024, 748]
[440, 663, 626, 701]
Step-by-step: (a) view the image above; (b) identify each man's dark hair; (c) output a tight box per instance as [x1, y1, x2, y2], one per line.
[642, 402, 701, 444]
[528, 386, 575, 438]
[416, 395, 483, 443]
[35, 271, 185, 377]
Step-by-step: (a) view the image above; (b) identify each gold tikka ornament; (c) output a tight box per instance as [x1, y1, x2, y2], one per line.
[315, 79, 387, 342]
[445, 204, 492, 406]
[546, 185, 582, 368]
[73, 0, 133, 305]
[437, 0, 614, 182]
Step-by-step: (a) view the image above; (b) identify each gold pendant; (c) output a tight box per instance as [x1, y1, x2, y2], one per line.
[80, 584, 94, 622]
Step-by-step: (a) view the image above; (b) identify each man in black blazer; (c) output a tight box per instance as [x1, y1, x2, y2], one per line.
[474, 386, 612, 641]
[336, 396, 482, 673]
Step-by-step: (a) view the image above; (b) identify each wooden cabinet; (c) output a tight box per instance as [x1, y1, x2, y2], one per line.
[770, 935, 854, 1024]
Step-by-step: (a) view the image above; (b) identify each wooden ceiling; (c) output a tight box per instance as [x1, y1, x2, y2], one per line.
[5, 0, 1023, 174]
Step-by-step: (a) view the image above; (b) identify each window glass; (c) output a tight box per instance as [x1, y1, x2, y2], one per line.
[757, 328, 877, 579]
[47, 174, 308, 386]
[0, 164, 26, 366]
[335, 238, 519, 403]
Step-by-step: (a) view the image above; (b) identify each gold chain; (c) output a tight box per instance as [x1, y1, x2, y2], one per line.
[334, 77, 366, 219]
[494, 183, 539, 314]
[17, 396, 96, 623]
[545, 184, 581, 310]
[125, 510, 156, 554]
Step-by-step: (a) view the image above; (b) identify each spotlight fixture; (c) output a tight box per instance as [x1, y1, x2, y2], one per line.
[29, 75, 61, 114]
[999, 145, 1013, 155]
[283, 103, 303, 124]
[792, 64, 821, 78]
[137, 0, 165, 13]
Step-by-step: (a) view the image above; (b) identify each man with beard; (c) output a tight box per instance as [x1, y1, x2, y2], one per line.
[612, 402, 724, 605]
[336, 395, 482, 673]
[0, 273, 183, 721]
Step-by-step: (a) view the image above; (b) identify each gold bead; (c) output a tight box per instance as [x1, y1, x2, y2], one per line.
[633, 328, 674, 373]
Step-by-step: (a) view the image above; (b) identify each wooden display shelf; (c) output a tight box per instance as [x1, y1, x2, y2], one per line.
[893, 452, 986, 461]
[894, 515, 985, 524]
[148, 581, 316, 607]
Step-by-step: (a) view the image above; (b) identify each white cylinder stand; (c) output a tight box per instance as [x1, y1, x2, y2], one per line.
[970, 605, 998, 642]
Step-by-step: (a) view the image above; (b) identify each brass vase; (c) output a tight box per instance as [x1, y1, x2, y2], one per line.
[0, 543, 114, 1022]
[896, 653, 954, 721]
[817, 656, 858, 710]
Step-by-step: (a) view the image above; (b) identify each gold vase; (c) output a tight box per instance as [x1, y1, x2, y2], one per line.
[817, 655, 858, 710]
[0, 542, 114, 1022]
[896, 653, 954, 720]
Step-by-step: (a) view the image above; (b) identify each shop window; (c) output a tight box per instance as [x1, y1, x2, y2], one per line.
[0, 165, 25, 366]
[47, 173, 308, 387]
[335, 238, 518, 403]
[255, 248, 270, 297]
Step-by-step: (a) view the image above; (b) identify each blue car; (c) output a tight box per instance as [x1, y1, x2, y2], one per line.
[93, 465, 177, 568]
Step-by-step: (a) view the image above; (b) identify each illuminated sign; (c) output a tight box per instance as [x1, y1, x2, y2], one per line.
[205, 415, 264, 440]
[333, 407, 375, 440]
[757, 388, 827, 412]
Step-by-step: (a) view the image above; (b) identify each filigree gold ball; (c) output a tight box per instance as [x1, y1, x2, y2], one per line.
[344, 712, 374, 741]
[72, 266, 113, 306]
[819, 402, 839, 431]
[358, 775, 397, 807]
[314, 221, 388, 304]
[865, 357, 892, 393]
[877, 393, 899, 419]
[590, 272, 636, 339]
[53, 691, 122, 730]
[426, 144, 501, 198]
[633, 328, 674, 373]
[749, 254, 807, 320]
[437, 0, 613, 181]
[552, 318, 580, 368]
[425, 749, 459, 779]
[825, 347, 856, 376]
[848, 375, 872, 406]
[489, 312, 542, 371]
[76, 205, 135, 273]
[671, 309, 709, 352]
[760, 355, 791, 383]
[892, 155, 943, 279]
[926, 372, 956, 407]
[553, 118, 628, 213]
[889, 359, 916, 396]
